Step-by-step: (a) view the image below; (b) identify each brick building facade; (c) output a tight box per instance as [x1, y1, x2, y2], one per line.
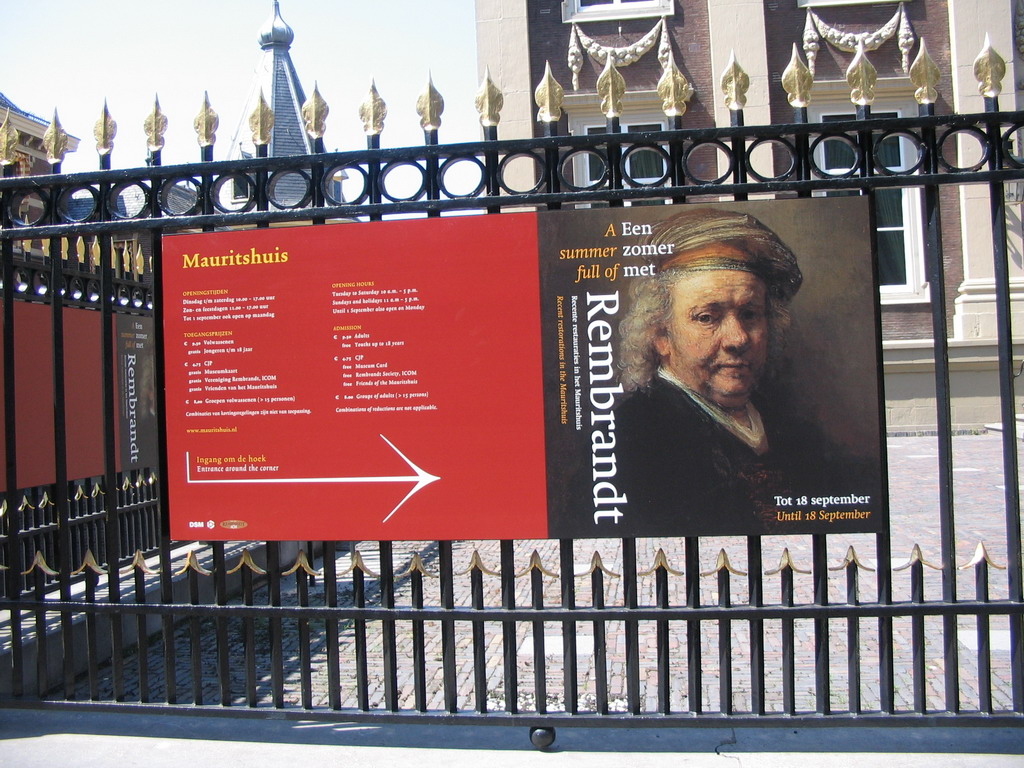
[475, 0, 1024, 431]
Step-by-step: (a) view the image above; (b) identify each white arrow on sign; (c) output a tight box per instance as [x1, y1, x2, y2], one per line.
[185, 435, 440, 522]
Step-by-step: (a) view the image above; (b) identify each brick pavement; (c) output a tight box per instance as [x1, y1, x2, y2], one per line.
[69, 434, 1020, 716]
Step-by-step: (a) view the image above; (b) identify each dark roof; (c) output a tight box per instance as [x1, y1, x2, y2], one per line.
[0, 92, 49, 127]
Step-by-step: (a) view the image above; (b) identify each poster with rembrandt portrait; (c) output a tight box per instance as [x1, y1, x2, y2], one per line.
[163, 198, 885, 541]
[539, 197, 886, 539]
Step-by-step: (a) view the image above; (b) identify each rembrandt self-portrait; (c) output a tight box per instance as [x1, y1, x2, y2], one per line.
[614, 206, 843, 535]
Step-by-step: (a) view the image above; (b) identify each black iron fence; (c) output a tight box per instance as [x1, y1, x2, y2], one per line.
[0, 50, 1022, 737]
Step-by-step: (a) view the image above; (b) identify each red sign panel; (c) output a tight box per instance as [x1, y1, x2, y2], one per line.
[163, 216, 547, 540]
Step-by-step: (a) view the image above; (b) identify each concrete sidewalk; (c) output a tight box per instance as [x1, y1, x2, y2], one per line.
[0, 707, 1020, 767]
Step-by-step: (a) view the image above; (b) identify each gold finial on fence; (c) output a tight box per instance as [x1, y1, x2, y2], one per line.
[343, 549, 379, 578]
[301, 83, 328, 140]
[359, 81, 387, 136]
[134, 242, 145, 275]
[516, 549, 558, 578]
[721, 51, 749, 111]
[959, 541, 1006, 570]
[847, 41, 877, 106]
[534, 62, 564, 124]
[122, 549, 157, 575]
[90, 237, 101, 267]
[174, 550, 211, 576]
[91, 481, 104, 497]
[766, 547, 810, 575]
[597, 56, 625, 119]
[194, 92, 219, 148]
[910, 39, 941, 106]
[22, 551, 57, 576]
[400, 552, 438, 578]
[701, 548, 746, 578]
[283, 549, 321, 577]
[94, 101, 117, 157]
[43, 110, 69, 165]
[416, 74, 444, 131]
[37, 491, 54, 508]
[829, 545, 874, 572]
[576, 551, 619, 579]
[249, 89, 274, 147]
[658, 48, 694, 118]
[73, 549, 107, 576]
[0, 499, 6, 518]
[973, 34, 1006, 99]
[643, 548, 684, 577]
[227, 548, 267, 575]
[18, 495, 35, 512]
[144, 96, 167, 152]
[73, 485, 88, 501]
[894, 543, 942, 571]
[475, 67, 503, 128]
[782, 44, 813, 108]
[0, 109, 19, 165]
[459, 549, 500, 576]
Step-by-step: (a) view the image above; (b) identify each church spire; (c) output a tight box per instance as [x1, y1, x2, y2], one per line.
[258, 0, 295, 49]
[230, 1, 312, 159]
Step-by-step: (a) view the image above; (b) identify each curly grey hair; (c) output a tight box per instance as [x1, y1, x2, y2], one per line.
[618, 208, 802, 392]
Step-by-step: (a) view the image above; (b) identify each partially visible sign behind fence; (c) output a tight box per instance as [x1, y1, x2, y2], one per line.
[164, 197, 885, 540]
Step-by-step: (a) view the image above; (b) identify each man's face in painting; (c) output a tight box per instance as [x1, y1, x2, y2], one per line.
[654, 246, 769, 413]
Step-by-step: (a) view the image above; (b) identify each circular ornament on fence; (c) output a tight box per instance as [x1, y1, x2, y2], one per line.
[379, 161, 427, 203]
[937, 126, 990, 173]
[266, 169, 312, 209]
[438, 155, 486, 199]
[497, 151, 545, 195]
[108, 182, 150, 219]
[158, 178, 201, 217]
[57, 186, 98, 223]
[745, 137, 797, 183]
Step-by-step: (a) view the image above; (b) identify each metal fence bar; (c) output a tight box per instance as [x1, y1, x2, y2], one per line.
[716, 563, 731, 715]
[500, 540, 518, 714]
[529, 559, 546, 714]
[748, 538, 764, 716]
[212, 543, 229, 707]
[622, 538, 640, 714]
[379, 541, 398, 712]
[845, 559, 862, 713]
[410, 558, 426, 712]
[559, 539, 578, 715]
[469, 550, 487, 713]
[322, 541, 340, 710]
[437, 542, 458, 713]
[975, 556, 993, 714]
[983, 98, 1024, 713]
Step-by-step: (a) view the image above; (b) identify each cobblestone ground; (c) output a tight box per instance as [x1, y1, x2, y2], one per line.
[69, 434, 1020, 715]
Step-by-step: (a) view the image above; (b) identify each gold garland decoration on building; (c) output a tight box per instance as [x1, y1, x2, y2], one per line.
[568, 17, 670, 90]
[802, 2, 914, 76]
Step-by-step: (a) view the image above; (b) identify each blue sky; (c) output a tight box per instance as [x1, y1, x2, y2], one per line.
[2, 1, 481, 172]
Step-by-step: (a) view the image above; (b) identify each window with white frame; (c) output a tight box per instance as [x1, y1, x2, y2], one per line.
[797, 1, 906, 7]
[815, 109, 928, 303]
[570, 118, 668, 205]
[562, 0, 674, 23]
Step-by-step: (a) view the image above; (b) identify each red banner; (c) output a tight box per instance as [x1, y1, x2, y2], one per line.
[163, 216, 547, 540]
